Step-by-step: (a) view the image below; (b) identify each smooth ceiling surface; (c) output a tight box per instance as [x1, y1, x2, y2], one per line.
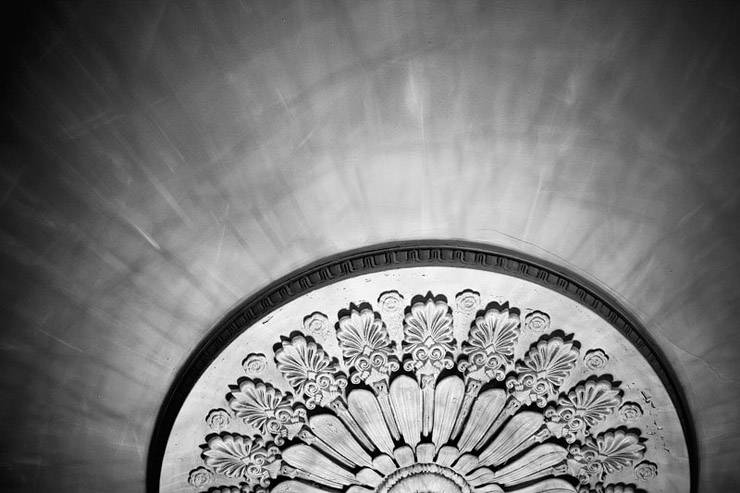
[0, 1, 738, 491]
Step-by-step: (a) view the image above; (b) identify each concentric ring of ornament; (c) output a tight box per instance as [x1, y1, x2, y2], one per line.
[149, 242, 694, 493]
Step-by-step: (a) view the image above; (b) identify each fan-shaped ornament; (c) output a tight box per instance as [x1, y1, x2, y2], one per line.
[151, 243, 694, 493]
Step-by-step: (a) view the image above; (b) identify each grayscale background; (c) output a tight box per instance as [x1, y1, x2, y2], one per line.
[0, 1, 738, 491]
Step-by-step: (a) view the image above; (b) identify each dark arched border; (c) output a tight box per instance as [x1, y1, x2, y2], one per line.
[147, 240, 697, 492]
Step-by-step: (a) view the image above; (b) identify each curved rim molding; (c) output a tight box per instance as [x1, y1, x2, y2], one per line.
[147, 240, 697, 493]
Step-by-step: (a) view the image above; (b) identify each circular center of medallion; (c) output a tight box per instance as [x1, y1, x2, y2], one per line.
[376, 463, 472, 493]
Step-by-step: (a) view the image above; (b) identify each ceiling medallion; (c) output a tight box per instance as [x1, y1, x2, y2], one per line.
[150, 242, 694, 493]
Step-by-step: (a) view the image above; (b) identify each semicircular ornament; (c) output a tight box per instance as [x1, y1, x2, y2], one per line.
[149, 242, 695, 493]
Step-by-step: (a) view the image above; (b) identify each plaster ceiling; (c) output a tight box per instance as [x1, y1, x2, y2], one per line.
[0, 1, 739, 492]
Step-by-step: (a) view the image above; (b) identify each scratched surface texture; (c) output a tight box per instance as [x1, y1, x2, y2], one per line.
[0, 1, 738, 491]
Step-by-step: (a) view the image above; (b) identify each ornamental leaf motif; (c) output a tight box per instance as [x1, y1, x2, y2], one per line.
[568, 430, 645, 485]
[507, 337, 580, 407]
[275, 335, 347, 409]
[337, 307, 399, 387]
[402, 296, 456, 380]
[188, 291, 666, 493]
[228, 380, 307, 444]
[202, 434, 281, 488]
[459, 304, 521, 384]
[545, 380, 622, 443]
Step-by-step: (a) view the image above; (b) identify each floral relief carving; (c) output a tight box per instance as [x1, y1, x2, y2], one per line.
[242, 353, 267, 376]
[618, 402, 643, 423]
[274, 335, 347, 409]
[378, 290, 404, 313]
[402, 296, 456, 381]
[302, 312, 329, 336]
[188, 289, 663, 493]
[336, 306, 399, 388]
[188, 466, 214, 488]
[228, 380, 306, 444]
[202, 434, 281, 489]
[568, 430, 645, 486]
[584, 349, 609, 371]
[455, 289, 481, 315]
[507, 337, 580, 407]
[458, 304, 521, 385]
[525, 310, 551, 333]
[633, 461, 658, 482]
[206, 408, 232, 433]
[402, 295, 457, 435]
[545, 380, 622, 443]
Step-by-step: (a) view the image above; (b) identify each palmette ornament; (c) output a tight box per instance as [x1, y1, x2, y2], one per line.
[187, 293, 661, 493]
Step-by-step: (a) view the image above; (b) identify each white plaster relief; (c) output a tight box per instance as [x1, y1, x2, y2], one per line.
[185, 290, 666, 493]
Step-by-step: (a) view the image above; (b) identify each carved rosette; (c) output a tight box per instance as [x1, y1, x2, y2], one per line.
[618, 402, 643, 424]
[206, 408, 233, 433]
[302, 312, 330, 336]
[584, 349, 610, 371]
[525, 310, 551, 333]
[188, 466, 214, 488]
[242, 353, 268, 376]
[455, 289, 481, 315]
[378, 290, 404, 314]
[187, 291, 660, 493]
[633, 461, 658, 482]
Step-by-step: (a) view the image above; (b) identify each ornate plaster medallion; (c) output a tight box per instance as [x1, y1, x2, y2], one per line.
[150, 243, 694, 493]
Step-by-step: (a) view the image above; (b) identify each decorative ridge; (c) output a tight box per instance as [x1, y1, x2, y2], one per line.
[147, 240, 696, 493]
